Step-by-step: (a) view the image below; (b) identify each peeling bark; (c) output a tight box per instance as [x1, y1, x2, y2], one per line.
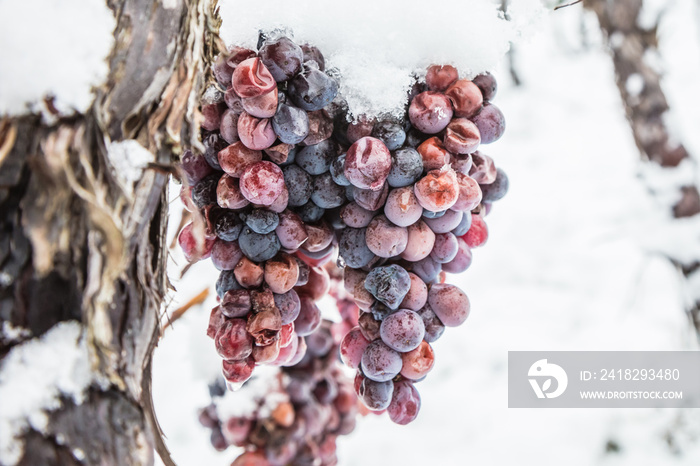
[0, 0, 221, 464]
[585, 0, 700, 333]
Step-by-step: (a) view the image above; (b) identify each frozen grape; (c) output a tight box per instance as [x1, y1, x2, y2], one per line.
[294, 295, 322, 336]
[472, 103, 505, 144]
[358, 311, 381, 341]
[346, 117, 374, 144]
[452, 172, 482, 212]
[222, 356, 255, 385]
[339, 327, 370, 369]
[297, 266, 330, 301]
[287, 68, 339, 111]
[211, 239, 244, 271]
[296, 139, 336, 175]
[231, 57, 276, 98]
[387, 380, 421, 425]
[411, 256, 442, 284]
[203, 132, 227, 170]
[451, 153, 473, 175]
[414, 167, 460, 212]
[215, 210, 244, 241]
[216, 270, 242, 298]
[218, 141, 262, 177]
[311, 173, 345, 208]
[472, 72, 497, 101]
[387, 147, 423, 188]
[428, 283, 470, 327]
[297, 201, 325, 223]
[365, 215, 408, 258]
[301, 43, 325, 70]
[417, 137, 451, 171]
[400, 272, 428, 311]
[238, 228, 281, 262]
[240, 161, 285, 206]
[272, 102, 310, 144]
[329, 153, 351, 186]
[425, 64, 458, 92]
[217, 174, 249, 210]
[221, 290, 252, 318]
[480, 167, 509, 202]
[443, 118, 481, 155]
[241, 88, 278, 119]
[361, 339, 402, 382]
[244, 209, 279, 234]
[354, 182, 389, 212]
[237, 112, 276, 151]
[178, 222, 215, 262]
[215, 319, 253, 361]
[220, 109, 240, 144]
[265, 142, 294, 165]
[340, 202, 375, 228]
[415, 305, 445, 342]
[424, 208, 463, 234]
[282, 165, 313, 207]
[181, 150, 214, 185]
[302, 221, 334, 253]
[234, 257, 264, 288]
[344, 137, 392, 191]
[191, 173, 220, 209]
[303, 110, 334, 146]
[442, 237, 473, 274]
[275, 210, 308, 250]
[274, 289, 302, 325]
[430, 232, 459, 263]
[364, 264, 411, 310]
[384, 186, 423, 227]
[451, 212, 472, 236]
[408, 91, 453, 134]
[358, 377, 394, 411]
[400, 220, 435, 262]
[462, 214, 488, 248]
[444, 79, 483, 118]
[201, 102, 224, 132]
[372, 120, 406, 151]
[259, 36, 304, 81]
[380, 309, 425, 352]
[252, 340, 281, 364]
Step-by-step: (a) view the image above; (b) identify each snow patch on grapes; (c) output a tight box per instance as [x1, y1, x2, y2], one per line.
[0, 321, 96, 465]
[0, 0, 115, 118]
[219, 0, 546, 120]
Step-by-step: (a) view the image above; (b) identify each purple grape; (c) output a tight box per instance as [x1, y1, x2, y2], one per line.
[430, 232, 459, 263]
[272, 102, 310, 145]
[400, 272, 428, 311]
[221, 290, 252, 318]
[428, 283, 470, 327]
[275, 210, 308, 250]
[203, 133, 227, 170]
[338, 228, 375, 268]
[361, 339, 403, 382]
[191, 173, 220, 208]
[472, 103, 505, 144]
[287, 68, 339, 111]
[214, 211, 243, 242]
[400, 220, 435, 262]
[424, 209, 463, 234]
[282, 164, 313, 207]
[295, 295, 322, 336]
[216, 270, 243, 299]
[387, 380, 421, 425]
[480, 167, 509, 202]
[340, 202, 376, 228]
[273, 289, 301, 325]
[380, 309, 425, 352]
[238, 228, 281, 262]
[372, 120, 406, 151]
[411, 256, 441, 283]
[214, 319, 253, 361]
[359, 377, 394, 411]
[409, 91, 453, 134]
[451, 211, 472, 236]
[301, 44, 325, 70]
[244, 209, 279, 234]
[220, 109, 240, 144]
[387, 147, 423, 188]
[296, 139, 336, 175]
[311, 172, 346, 208]
[259, 36, 304, 82]
[211, 239, 244, 271]
[344, 137, 392, 191]
[181, 150, 214, 185]
[364, 264, 411, 310]
[354, 182, 389, 212]
[340, 327, 370, 369]
[329, 153, 351, 186]
[415, 305, 445, 342]
[365, 215, 408, 258]
[473, 72, 497, 101]
[297, 201, 325, 223]
[358, 311, 381, 341]
[441, 237, 473, 274]
[384, 186, 423, 227]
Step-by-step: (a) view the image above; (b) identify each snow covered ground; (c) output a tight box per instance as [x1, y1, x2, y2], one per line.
[153, 2, 700, 465]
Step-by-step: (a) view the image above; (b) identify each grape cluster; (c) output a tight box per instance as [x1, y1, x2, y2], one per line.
[199, 317, 359, 466]
[180, 33, 509, 427]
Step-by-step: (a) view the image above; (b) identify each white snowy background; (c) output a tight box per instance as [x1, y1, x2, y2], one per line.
[2, 0, 700, 465]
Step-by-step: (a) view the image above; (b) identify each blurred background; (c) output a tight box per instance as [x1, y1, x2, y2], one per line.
[153, 1, 700, 465]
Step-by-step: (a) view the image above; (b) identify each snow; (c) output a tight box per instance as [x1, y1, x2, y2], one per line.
[0, 321, 94, 466]
[0, 0, 115, 118]
[150, 2, 700, 466]
[219, 0, 546, 120]
[106, 140, 157, 198]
